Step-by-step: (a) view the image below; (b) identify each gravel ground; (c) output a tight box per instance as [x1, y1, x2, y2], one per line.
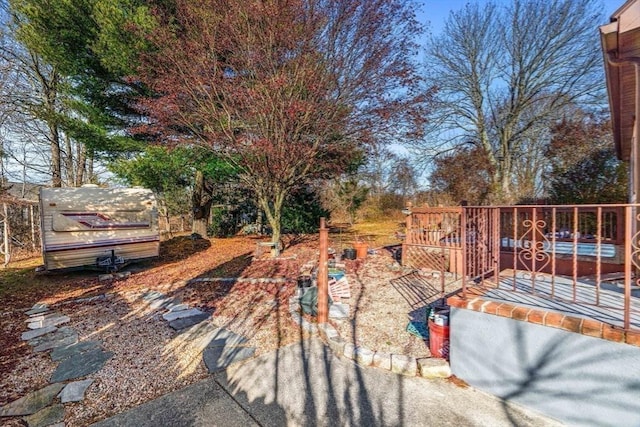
[1, 235, 459, 426]
[330, 247, 462, 359]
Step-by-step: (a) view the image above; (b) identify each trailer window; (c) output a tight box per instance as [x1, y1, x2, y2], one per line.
[52, 210, 152, 231]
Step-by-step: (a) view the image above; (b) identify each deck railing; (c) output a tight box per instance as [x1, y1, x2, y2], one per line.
[403, 203, 640, 332]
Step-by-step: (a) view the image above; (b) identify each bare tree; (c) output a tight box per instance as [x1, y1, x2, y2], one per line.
[412, 0, 604, 203]
[0, 5, 97, 188]
[0, 8, 64, 186]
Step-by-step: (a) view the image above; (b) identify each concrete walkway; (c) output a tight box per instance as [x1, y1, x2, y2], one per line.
[93, 338, 562, 427]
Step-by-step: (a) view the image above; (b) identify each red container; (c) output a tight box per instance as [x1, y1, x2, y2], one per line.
[428, 319, 450, 360]
[353, 242, 368, 259]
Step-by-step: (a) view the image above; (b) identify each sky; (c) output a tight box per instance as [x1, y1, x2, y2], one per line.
[419, 0, 625, 35]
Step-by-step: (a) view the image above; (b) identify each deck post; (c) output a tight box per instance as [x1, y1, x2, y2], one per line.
[625, 206, 633, 330]
[318, 217, 329, 323]
[461, 206, 467, 298]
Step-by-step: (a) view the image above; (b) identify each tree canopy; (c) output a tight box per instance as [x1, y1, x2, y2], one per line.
[136, 0, 430, 248]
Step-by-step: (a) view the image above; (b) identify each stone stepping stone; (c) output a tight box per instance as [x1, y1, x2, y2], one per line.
[23, 403, 64, 427]
[162, 308, 204, 322]
[0, 383, 64, 417]
[51, 340, 103, 362]
[329, 303, 350, 319]
[21, 325, 57, 341]
[29, 327, 78, 353]
[51, 348, 113, 383]
[169, 313, 210, 331]
[25, 312, 59, 323]
[148, 297, 176, 310]
[58, 379, 94, 403]
[167, 303, 190, 312]
[206, 329, 249, 348]
[141, 290, 165, 301]
[25, 306, 49, 316]
[27, 313, 70, 330]
[203, 345, 255, 373]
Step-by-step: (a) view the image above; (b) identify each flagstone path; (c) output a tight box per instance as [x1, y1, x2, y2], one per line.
[1, 289, 254, 427]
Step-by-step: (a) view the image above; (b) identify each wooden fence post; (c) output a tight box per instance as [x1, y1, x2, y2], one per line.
[402, 202, 412, 266]
[318, 217, 329, 323]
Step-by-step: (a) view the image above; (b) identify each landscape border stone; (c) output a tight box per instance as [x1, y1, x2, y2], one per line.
[304, 280, 451, 379]
[391, 354, 418, 376]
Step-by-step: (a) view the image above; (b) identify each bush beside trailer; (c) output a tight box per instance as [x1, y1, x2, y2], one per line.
[39, 186, 160, 271]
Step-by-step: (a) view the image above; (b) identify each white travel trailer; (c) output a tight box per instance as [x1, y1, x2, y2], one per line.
[39, 186, 160, 271]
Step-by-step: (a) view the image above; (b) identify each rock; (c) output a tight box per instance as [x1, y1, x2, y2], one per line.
[288, 300, 300, 313]
[166, 302, 188, 312]
[50, 340, 102, 362]
[0, 383, 64, 417]
[203, 345, 255, 373]
[206, 329, 249, 348]
[149, 297, 174, 310]
[372, 351, 392, 370]
[27, 314, 70, 330]
[141, 290, 165, 301]
[22, 404, 64, 427]
[318, 323, 339, 340]
[162, 308, 204, 322]
[168, 313, 210, 330]
[390, 354, 417, 376]
[70, 294, 105, 304]
[29, 327, 78, 352]
[25, 306, 49, 316]
[51, 348, 113, 382]
[329, 303, 350, 319]
[343, 343, 356, 359]
[417, 358, 451, 379]
[23, 404, 64, 427]
[298, 317, 318, 334]
[58, 379, 94, 403]
[289, 311, 302, 326]
[326, 335, 346, 355]
[25, 313, 52, 323]
[21, 326, 57, 341]
[33, 334, 78, 353]
[354, 347, 375, 366]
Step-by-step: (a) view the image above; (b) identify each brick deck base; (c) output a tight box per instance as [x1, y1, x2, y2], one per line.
[447, 289, 640, 347]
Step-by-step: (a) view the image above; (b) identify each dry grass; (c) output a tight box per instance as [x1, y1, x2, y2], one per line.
[327, 218, 405, 254]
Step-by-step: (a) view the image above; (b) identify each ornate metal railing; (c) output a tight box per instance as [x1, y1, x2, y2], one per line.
[462, 204, 640, 332]
[402, 203, 640, 332]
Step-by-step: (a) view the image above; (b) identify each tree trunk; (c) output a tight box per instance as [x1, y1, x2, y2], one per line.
[258, 190, 285, 257]
[76, 144, 86, 186]
[49, 122, 62, 187]
[192, 170, 213, 237]
[488, 156, 516, 205]
[2, 203, 10, 268]
[88, 152, 95, 183]
[64, 133, 74, 186]
[43, 71, 62, 188]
